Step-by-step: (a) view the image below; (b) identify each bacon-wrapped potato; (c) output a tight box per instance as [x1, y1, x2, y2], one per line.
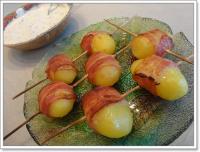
[131, 55, 188, 101]
[46, 54, 77, 84]
[82, 87, 133, 138]
[39, 82, 76, 118]
[85, 52, 121, 86]
[131, 29, 173, 59]
[81, 31, 116, 55]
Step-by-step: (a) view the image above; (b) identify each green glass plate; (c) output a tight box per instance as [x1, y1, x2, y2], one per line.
[24, 17, 194, 146]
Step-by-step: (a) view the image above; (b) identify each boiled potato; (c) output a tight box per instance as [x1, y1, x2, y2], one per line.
[54, 69, 77, 84]
[131, 36, 155, 59]
[48, 99, 75, 118]
[130, 59, 144, 74]
[91, 33, 116, 55]
[93, 65, 121, 86]
[156, 67, 188, 101]
[91, 100, 133, 138]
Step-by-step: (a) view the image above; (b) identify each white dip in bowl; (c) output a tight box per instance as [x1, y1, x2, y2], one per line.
[4, 4, 70, 46]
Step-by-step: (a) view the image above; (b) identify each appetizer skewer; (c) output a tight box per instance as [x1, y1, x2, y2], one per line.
[104, 19, 193, 64]
[130, 55, 189, 101]
[41, 86, 140, 144]
[40, 54, 192, 145]
[4, 79, 84, 140]
[13, 54, 78, 99]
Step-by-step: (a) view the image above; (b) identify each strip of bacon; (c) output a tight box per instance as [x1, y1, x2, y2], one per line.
[45, 54, 77, 81]
[81, 32, 97, 54]
[80, 31, 110, 54]
[133, 55, 177, 95]
[85, 51, 108, 71]
[39, 82, 76, 116]
[85, 52, 121, 84]
[140, 29, 173, 57]
[82, 87, 122, 128]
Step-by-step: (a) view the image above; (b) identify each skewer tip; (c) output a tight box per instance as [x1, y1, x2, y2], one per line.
[40, 116, 86, 145]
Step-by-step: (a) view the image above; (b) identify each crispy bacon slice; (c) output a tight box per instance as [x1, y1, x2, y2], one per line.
[80, 32, 98, 54]
[82, 87, 123, 128]
[133, 55, 177, 95]
[45, 54, 77, 81]
[38, 82, 76, 116]
[80, 31, 110, 54]
[85, 52, 121, 84]
[140, 29, 173, 57]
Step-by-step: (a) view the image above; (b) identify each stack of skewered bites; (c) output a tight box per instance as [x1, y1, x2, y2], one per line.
[4, 23, 193, 144]
[104, 19, 193, 64]
[4, 31, 123, 140]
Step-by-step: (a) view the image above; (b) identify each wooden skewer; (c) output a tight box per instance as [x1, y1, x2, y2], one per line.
[114, 42, 131, 56]
[4, 43, 131, 139]
[71, 74, 88, 88]
[40, 116, 87, 145]
[110, 19, 131, 36]
[13, 78, 48, 100]
[104, 19, 193, 65]
[40, 54, 193, 145]
[72, 51, 87, 62]
[3, 111, 41, 140]
[121, 85, 140, 98]
[104, 19, 138, 37]
[165, 49, 193, 64]
[3, 75, 87, 141]
[177, 54, 194, 66]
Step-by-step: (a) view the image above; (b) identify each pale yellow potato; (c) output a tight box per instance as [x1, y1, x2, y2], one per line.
[54, 69, 77, 84]
[131, 36, 155, 59]
[91, 100, 133, 138]
[48, 99, 75, 118]
[93, 66, 121, 86]
[156, 67, 188, 101]
[91, 33, 116, 54]
[130, 59, 144, 75]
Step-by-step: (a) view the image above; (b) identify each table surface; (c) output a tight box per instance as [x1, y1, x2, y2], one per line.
[3, 3, 194, 146]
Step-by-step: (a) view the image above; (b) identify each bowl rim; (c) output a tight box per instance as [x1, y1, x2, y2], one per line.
[4, 3, 72, 47]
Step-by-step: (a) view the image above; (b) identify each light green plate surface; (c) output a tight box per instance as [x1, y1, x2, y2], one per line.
[24, 17, 194, 146]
